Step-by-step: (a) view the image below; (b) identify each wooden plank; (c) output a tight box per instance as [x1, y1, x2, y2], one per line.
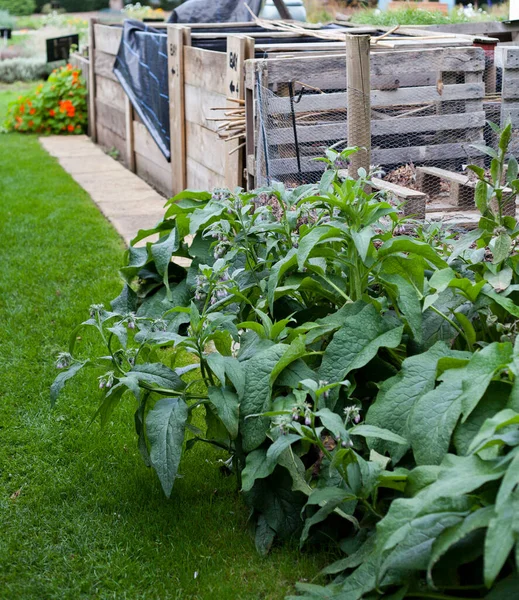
[88, 17, 97, 142]
[135, 152, 171, 197]
[371, 177, 426, 199]
[267, 143, 484, 176]
[184, 84, 227, 132]
[185, 121, 227, 176]
[346, 34, 370, 178]
[503, 76, 519, 99]
[96, 75, 125, 109]
[94, 51, 117, 82]
[168, 24, 187, 195]
[95, 98, 126, 139]
[94, 24, 122, 56]
[97, 124, 126, 163]
[267, 111, 485, 145]
[184, 46, 227, 95]
[133, 120, 170, 171]
[504, 48, 519, 69]
[265, 82, 484, 114]
[187, 157, 226, 190]
[125, 95, 135, 172]
[225, 35, 253, 189]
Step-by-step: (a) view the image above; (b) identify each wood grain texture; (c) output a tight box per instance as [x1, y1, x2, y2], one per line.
[168, 24, 187, 194]
[95, 99, 126, 139]
[135, 152, 172, 197]
[185, 121, 227, 175]
[184, 46, 227, 95]
[187, 157, 226, 190]
[94, 51, 117, 82]
[94, 24, 122, 56]
[133, 121, 170, 170]
[96, 75, 125, 109]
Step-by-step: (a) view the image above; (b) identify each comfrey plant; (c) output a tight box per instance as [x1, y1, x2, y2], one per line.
[53, 145, 519, 598]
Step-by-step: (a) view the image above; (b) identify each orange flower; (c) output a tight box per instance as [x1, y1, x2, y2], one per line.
[73, 70, 79, 77]
[19, 104, 25, 114]
[66, 63, 73, 70]
[28, 120, 34, 127]
[29, 108, 36, 115]
[67, 124, 74, 132]
[49, 109, 55, 117]
[14, 123, 19, 129]
[16, 116, 22, 123]
[27, 100, 32, 107]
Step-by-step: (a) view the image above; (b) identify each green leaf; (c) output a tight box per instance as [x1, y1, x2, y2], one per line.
[454, 312, 476, 348]
[427, 505, 494, 586]
[255, 514, 276, 556]
[267, 249, 298, 312]
[492, 233, 513, 265]
[207, 386, 239, 440]
[366, 342, 464, 462]
[496, 451, 519, 510]
[301, 488, 356, 547]
[378, 236, 448, 269]
[188, 202, 226, 236]
[484, 288, 519, 318]
[111, 284, 138, 315]
[266, 433, 302, 465]
[129, 363, 187, 392]
[350, 227, 374, 263]
[206, 353, 245, 398]
[470, 143, 498, 160]
[315, 408, 349, 441]
[151, 227, 179, 277]
[50, 360, 89, 406]
[270, 336, 309, 385]
[459, 343, 514, 422]
[507, 155, 518, 184]
[468, 409, 519, 454]
[297, 226, 332, 270]
[240, 344, 286, 452]
[484, 495, 517, 588]
[146, 397, 188, 497]
[242, 448, 275, 492]
[409, 369, 463, 465]
[475, 180, 488, 214]
[318, 303, 403, 405]
[349, 424, 407, 446]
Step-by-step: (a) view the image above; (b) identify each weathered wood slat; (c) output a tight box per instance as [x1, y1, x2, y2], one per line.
[135, 152, 172, 197]
[96, 75, 125, 109]
[187, 157, 226, 190]
[503, 76, 519, 99]
[184, 46, 227, 95]
[133, 121, 169, 171]
[94, 51, 117, 82]
[185, 121, 226, 176]
[184, 84, 227, 132]
[267, 111, 485, 145]
[267, 143, 484, 176]
[254, 47, 485, 88]
[94, 24, 122, 56]
[97, 125, 126, 163]
[266, 82, 484, 114]
[95, 98, 126, 139]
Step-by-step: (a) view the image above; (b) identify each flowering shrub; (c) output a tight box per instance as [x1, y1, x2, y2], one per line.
[54, 130, 519, 598]
[5, 64, 87, 134]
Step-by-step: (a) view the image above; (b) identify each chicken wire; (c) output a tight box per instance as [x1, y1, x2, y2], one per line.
[254, 46, 516, 216]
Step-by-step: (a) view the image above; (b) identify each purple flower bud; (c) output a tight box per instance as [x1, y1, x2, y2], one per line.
[342, 440, 349, 448]
[99, 380, 105, 389]
[354, 414, 361, 424]
[305, 416, 311, 426]
[127, 321, 135, 330]
[293, 414, 299, 421]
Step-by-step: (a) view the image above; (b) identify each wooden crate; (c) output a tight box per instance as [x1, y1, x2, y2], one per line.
[245, 46, 486, 188]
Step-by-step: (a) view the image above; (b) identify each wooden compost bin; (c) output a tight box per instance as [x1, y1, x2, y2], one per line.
[245, 45, 487, 188]
[87, 19, 492, 197]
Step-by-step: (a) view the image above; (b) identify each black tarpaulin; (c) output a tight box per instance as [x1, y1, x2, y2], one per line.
[113, 20, 171, 160]
[169, 0, 262, 24]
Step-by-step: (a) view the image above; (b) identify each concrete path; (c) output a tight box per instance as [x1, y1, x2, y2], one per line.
[39, 135, 167, 246]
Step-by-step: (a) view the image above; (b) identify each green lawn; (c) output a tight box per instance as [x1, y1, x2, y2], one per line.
[0, 90, 325, 599]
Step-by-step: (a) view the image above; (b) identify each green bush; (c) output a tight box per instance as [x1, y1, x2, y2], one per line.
[0, 8, 16, 27]
[0, 57, 54, 82]
[0, 0, 36, 16]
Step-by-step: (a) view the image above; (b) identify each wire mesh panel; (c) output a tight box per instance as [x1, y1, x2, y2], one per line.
[252, 46, 490, 216]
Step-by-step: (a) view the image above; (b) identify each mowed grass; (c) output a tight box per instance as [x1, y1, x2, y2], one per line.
[0, 91, 325, 599]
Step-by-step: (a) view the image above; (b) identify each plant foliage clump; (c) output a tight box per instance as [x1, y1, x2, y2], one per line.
[0, 0, 35, 16]
[5, 64, 87, 133]
[53, 129, 519, 598]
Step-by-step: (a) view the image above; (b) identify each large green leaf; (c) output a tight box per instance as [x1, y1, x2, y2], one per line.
[318, 303, 403, 404]
[366, 342, 465, 462]
[378, 236, 448, 269]
[206, 353, 245, 398]
[50, 360, 89, 406]
[207, 386, 239, 440]
[240, 344, 286, 452]
[188, 202, 226, 236]
[408, 369, 464, 465]
[427, 505, 493, 586]
[484, 494, 518, 587]
[146, 397, 188, 497]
